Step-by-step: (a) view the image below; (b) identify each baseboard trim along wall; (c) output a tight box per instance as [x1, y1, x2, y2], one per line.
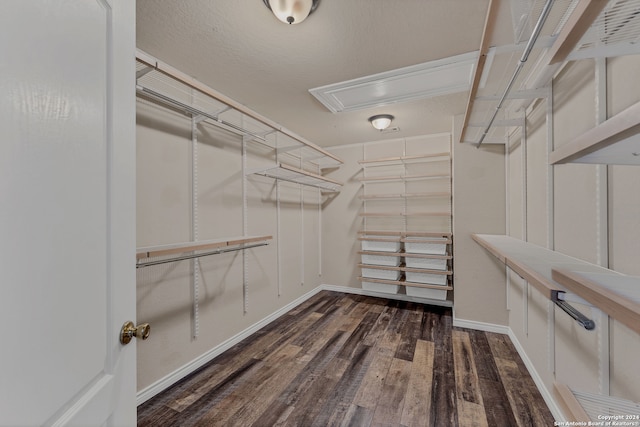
[507, 329, 564, 421]
[137, 283, 564, 422]
[451, 317, 510, 335]
[136, 286, 325, 405]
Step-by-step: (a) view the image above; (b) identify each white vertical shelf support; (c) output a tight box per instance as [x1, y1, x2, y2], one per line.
[402, 139, 408, 232]
[191, 117, 200, 339]
[547, 299, 555, 374]
[546, 87, 555, 252]
[276, 134, 282, 297]
[523, 115, 529, 337]
[300, 150, 305, 286]
[595, 56, 610, 396]
[362, 143, 367, 232]
[317, 163, 322, 278]
[242, 133, 249, 314]
[505, 132, 511, 312]
[546, 87, 556, 374]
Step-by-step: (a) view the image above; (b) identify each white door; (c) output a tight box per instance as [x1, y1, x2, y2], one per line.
[0, 1, 137, 426]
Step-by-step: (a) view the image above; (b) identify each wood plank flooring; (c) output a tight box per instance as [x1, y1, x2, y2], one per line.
[138, 291, 554, 427]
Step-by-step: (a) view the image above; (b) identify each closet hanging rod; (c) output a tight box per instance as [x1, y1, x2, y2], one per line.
[136, 84, 267, 142]
[552, 290, 595, 330]
[136, 242, 269, 269]
[477, 0, 555, 147]
[136, 49, 343, 166]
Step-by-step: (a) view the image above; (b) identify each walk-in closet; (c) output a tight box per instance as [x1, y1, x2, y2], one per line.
[3, 0, 640, 425]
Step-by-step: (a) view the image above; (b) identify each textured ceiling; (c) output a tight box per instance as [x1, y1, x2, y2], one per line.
[136, 0, 516, 147]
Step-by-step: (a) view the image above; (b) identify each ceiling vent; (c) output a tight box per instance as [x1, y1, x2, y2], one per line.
[570, 0, 640, 60]
[309, 51, 478, 113]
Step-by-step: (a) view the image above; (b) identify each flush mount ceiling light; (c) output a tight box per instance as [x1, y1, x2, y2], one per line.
[262, 0, 320, 25]
[368, 114, 394, 131]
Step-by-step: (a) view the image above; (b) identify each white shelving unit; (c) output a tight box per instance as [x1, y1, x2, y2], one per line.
[358, 231, 453, 305]
[358, 143, 453, 304]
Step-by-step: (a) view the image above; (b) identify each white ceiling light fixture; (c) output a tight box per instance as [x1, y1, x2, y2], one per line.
[262, 0, 320, 25]
[369, 114, 394, 131]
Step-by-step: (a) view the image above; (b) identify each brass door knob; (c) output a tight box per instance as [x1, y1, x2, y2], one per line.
[120, 321, 151, 345]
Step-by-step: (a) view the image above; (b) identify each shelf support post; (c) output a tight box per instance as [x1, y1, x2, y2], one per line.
[191, 116, 200, 339]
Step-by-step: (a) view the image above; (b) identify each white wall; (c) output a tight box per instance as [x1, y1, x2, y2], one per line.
[136, 100, 323, 393]
[451, 118, 508, 326]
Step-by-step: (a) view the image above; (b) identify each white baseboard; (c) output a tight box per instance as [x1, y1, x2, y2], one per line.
[452, 317, 509, 335]
[136, 286, 324, 406]
[507, 329, 563, 421]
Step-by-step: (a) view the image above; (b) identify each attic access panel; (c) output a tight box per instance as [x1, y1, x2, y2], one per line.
[309, 51, 479, 113]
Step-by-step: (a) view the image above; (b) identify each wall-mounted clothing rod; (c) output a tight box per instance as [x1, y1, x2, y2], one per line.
[136, 84, 268, 143]
[136, 242, 269, 269]
[552, 291, 595, 330]
[476, 0, 555, 147]
[136, 49, 343, 167]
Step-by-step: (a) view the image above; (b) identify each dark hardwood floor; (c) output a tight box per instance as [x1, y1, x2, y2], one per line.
[138, 291, 555, 426]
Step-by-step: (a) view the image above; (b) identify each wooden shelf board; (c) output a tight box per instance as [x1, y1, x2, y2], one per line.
[358, 263, 403, 272]
[137, 50, 343, 167]
[137, 235, 273, 260]
[360, 191, 451, 200]
[358, 236, 402, 243]
[358, 230, 452, 238]
[404, 282, 453, 291]
[552, 268, 640, 336]
[358, 264, 452, 275]
[357, 230, 403, 236]
[553, 383, 591, 423]
[358, 276, 453, 291]
[472, 234, 622, 301]
[402, 252, 452, 260]
[550, 100, 640, 165]
[358, 250, 451, 260]
[403, 267, 452, 275]
[402, 237, 452, 245]
[359, 212, 451, 217]
[358, 152, 451, 165]
[359, 173, 451, 183]
[405, 232, 452, 238]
